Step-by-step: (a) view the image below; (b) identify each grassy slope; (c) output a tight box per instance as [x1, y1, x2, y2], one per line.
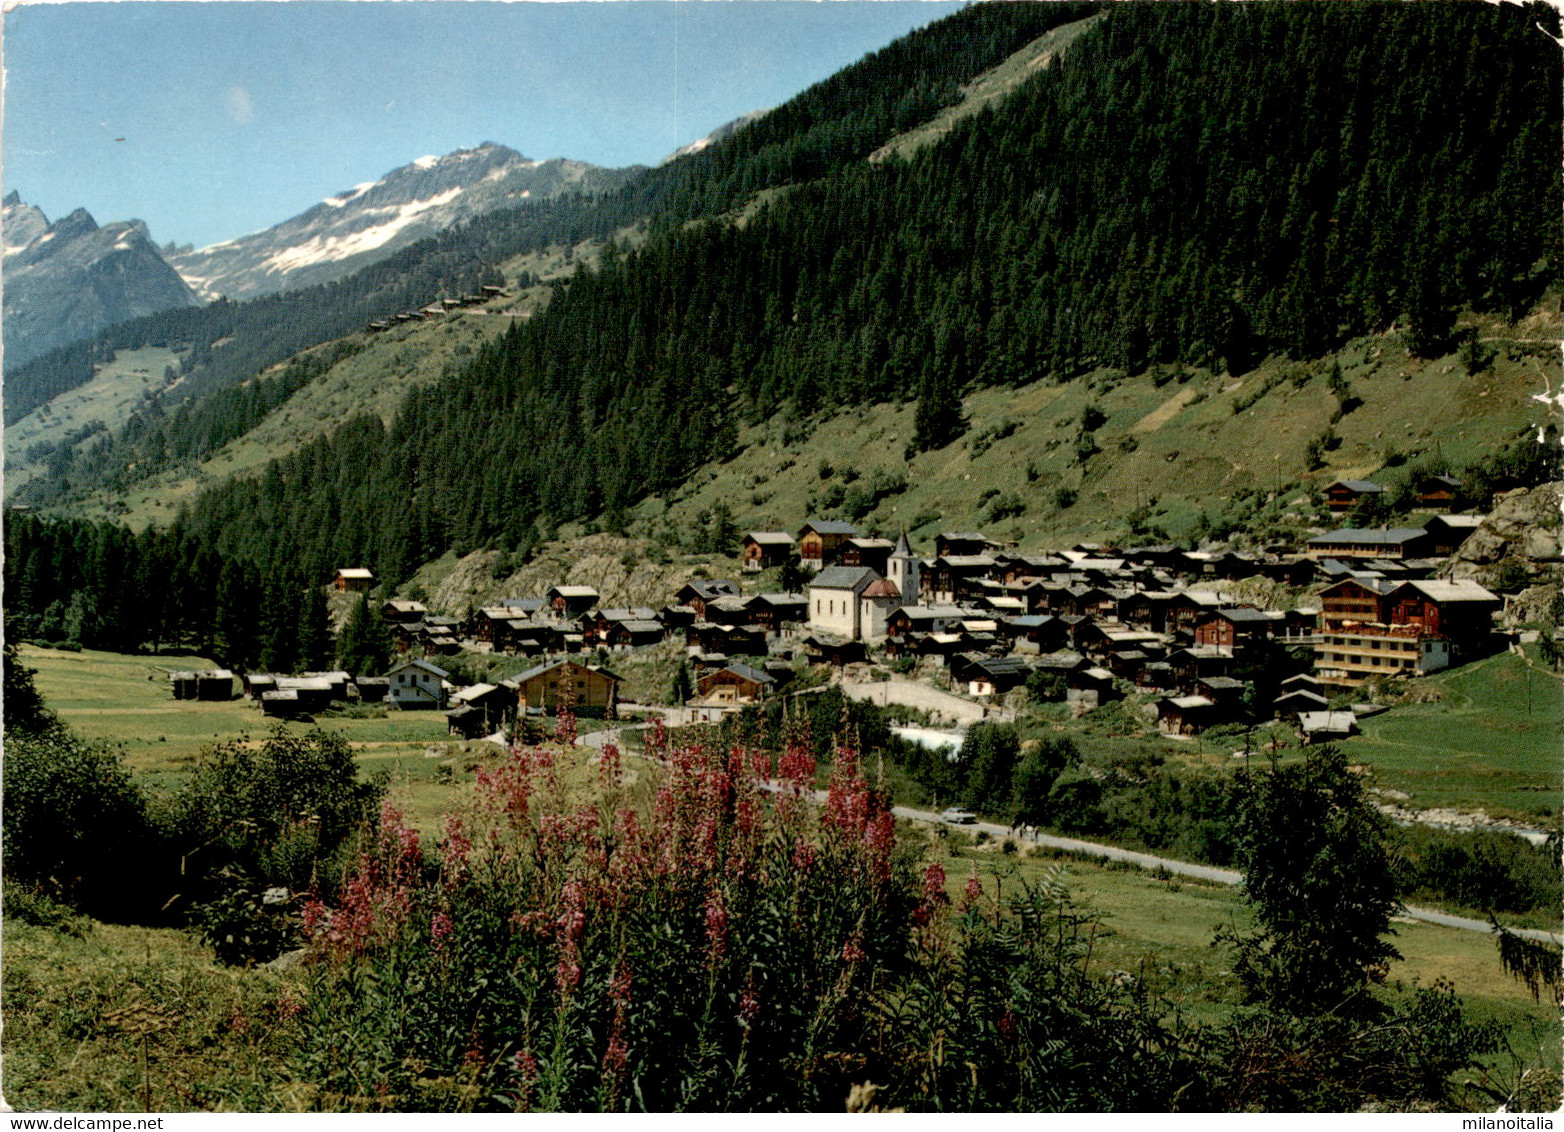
[2, 346, 184, 494]
[1349, 648, 1564, 821]
[637, 307, 1559, 550]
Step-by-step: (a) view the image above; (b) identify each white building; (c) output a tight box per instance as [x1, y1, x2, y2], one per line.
[385, 658, 450, 710]
[808, 566, 883, 641]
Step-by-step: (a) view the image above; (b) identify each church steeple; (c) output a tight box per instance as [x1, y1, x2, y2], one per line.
[888, 530, 920, 606]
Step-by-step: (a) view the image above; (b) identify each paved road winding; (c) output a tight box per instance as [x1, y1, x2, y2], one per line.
[573, 714, 1562, 946]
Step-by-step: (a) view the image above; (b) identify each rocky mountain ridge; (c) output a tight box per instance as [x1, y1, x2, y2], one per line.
[2, 191, 198, 371]
[168, 143, 638, 301]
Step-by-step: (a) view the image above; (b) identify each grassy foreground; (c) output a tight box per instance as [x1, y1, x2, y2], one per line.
[5, 810, 1556, 1112]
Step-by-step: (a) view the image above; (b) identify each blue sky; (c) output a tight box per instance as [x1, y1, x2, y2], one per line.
[4, 0, 963, 250]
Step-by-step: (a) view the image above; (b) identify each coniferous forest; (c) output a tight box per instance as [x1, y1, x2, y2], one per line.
[7, 0, 1562, 645]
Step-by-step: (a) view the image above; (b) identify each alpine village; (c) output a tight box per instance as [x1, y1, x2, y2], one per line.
[3, 1, 1562, 1116]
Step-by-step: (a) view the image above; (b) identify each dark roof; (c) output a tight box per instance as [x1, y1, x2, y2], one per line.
[800, 519, 859, 536]
[713, 663, 774, 685]
[619, 620, 666, 633]
[513, 659, 623, 684]
[682, 578, 742, 601]
[1210, 607, 1278, 622]
[1328, 479, 1386, 494]
[1308, 527, 1427, 546]
[809, 565, 879, 592]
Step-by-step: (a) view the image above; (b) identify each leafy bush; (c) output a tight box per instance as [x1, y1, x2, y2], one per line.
[167, 729, 385, 963]
[3, 729, 153, 920]
[2, 883, 91, 938]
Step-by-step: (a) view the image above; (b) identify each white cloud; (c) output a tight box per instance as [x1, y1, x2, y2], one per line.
[227, 86, 254, 126]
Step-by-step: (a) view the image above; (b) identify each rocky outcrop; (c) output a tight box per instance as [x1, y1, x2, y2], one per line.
[3, 193, 198, 370]
[1447, 481, 1562, 598]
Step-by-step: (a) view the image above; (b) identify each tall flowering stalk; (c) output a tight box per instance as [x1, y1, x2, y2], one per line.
[295, 729, 918, 1111]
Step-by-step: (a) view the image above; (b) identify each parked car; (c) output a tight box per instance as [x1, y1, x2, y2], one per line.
[940, 807, 978, 825]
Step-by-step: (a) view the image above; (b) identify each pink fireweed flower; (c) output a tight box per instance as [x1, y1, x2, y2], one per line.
[922, 862, 950, 906]
[610, 959, 633, 1002]
[598, 741, 622, 790]
[864, 808, 895, 884]
[703, 888, 729, 963]
[964, 869, 984, 910]
[301, 897, 328, 939]
[274, 989, 303, 1022]
[227, 1010, 251, 1036]
[645, 718, 667, 760]
[999, 1009, 1018, 1042]
[841, 938, 866, 964]
[777, 744, 816, 794]
[512, 1047, 540, 1112]
[791, 838, 816, 874]
[739, 977, 761, 1027]
[464, 1034, 486, 1073]
[553, 700, 577, 747]
[431, 911, 455, 951]
[440, 814, 473, 884]
[555, 878, 587, 997]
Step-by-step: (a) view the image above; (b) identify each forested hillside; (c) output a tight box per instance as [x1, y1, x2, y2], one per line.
[157, 2, 1561, 586]
[10, 2, 1561, 624]
[6, 2, 1086, 433]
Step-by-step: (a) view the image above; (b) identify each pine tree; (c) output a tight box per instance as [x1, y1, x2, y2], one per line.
[1224, 745, 1402, 1016]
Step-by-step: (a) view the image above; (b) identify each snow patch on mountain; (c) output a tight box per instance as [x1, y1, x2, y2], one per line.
[260, 187, 463, 273]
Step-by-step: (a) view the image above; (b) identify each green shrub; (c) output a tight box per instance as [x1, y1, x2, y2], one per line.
[2, 729, 153, 919]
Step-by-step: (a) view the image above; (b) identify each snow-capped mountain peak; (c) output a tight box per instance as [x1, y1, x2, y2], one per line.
[169, 142, 636, 300]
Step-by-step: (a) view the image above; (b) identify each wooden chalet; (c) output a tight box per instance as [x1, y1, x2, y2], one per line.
[1115, 590, 1172, 632]
[1068, 666, 1120, 707]
[1297, 710, 1358, 744]
[742, 531, 796, 571]
[1416, 474, 1464, 513]
[334, 568, 375, 592]
[802, 633, 866, 666]
[694, 663, 775, 706]
[951, 654, 1031, 698]
[1421, 514, 1483, 557]
[1381, 579, 1501, 642]
[1305, 528, 1430, 561]
[702, 595, 755, 627]
[998, 554, 1069, 584]
[1195, 675, 1249, 708]
[797, 520, 860, 570]
[1324, 479, 1386, 515]
[1158, 695, 1217, 736]
[355, 676, 390, 702]
[686, 621, 767, 657]
[839, 537, 896, 574]
[382, 599, 428, 623]
[169, 669, 236, 701]
[926, 555, 1000, 604]
[1273, 688, 1330, 719]
[935, 531, 998, 558]
[547, 585, 601, 616]
[748, 592, 808, 633]
[603, 618, 666, 650]
[1002, 614, 1070, 654]
[1165, 646, 1232, 691]
[509, 659, 621, 717]
[885, 605, 965, 638]
[1191, 608, 1284, 653]
[676, 579, 742, 620]
[446, 682, 515, 736]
